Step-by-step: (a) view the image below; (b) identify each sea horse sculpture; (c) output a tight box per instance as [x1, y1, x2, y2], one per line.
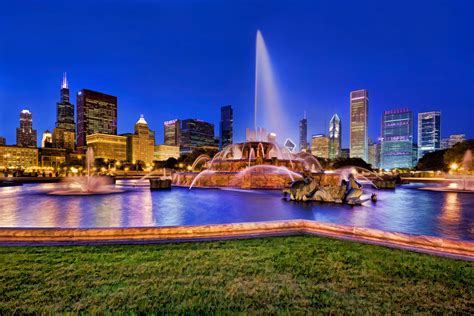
[283, 173, 373, 205]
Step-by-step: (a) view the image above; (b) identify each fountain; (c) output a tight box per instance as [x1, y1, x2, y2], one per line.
[49, 148, 123, 195]
[421, 149, 473, 193]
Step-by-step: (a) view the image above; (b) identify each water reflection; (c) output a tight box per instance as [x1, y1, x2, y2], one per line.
[0, 184, 473, 241]
[438, 193, 461, 239]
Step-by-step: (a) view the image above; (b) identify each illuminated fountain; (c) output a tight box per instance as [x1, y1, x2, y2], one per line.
[174, 141, 325, 189]
[422, 149, 473, 193]
[49, 148, 123, 195]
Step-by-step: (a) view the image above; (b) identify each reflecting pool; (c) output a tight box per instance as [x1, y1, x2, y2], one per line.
[0, 183, 473, 241]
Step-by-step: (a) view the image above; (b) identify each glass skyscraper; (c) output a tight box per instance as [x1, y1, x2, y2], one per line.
[380, 108, 413, 170]
[299, 112, 308, 152]
[350, 89, 369, 161]
[179, 119, 215, 154]
[417, 111, 441, 159]
[56, 73, 75, 133]
[329, 114, 341, 159]
[219, 105, 233, 150]
[76, 89, 118, 153]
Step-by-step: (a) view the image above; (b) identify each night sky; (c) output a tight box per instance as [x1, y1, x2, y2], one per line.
[0, 0, 473, 148]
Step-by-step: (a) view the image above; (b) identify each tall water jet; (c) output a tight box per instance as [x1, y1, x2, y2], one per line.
[254, 30, 287, 140]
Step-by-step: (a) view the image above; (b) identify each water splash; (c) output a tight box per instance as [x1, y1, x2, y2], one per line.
[254, 30, 287, 140]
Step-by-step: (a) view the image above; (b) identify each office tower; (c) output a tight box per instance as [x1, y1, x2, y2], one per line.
[53, 73, 76, 151]
[299, 112, 308, 152]
[350, 89, 369, 161]
[41, 130, 53, 148]
[56, 73, 75, 132]
[417, 111, 441, 159]
[449, 134, 465, 147]
[311, 134, 330, 158]
[0, 137, 6, 146]
[86, 134, 127, 161]
[76, 89, 117, 153]
[16, 109, 37, 147]
[380, 108, 413, 169]
[368, 139, 381, 169]
[329, 114, 341, 159]
[164, 119, 181, 146]
[125, 115, 155, 165]
[219, 105, 233, 150]
[179, 119, 215, 154]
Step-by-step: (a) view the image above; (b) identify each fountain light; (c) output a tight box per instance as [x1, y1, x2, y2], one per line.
[450, 163, 459, 171]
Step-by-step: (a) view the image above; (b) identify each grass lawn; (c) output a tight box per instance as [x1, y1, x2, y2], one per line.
[0, 235, 472, 314]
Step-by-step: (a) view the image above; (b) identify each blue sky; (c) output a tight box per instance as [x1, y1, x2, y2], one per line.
[0, 0, 473, 147]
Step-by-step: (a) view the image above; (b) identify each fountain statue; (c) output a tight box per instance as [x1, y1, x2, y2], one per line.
[49, 148, 123, 195]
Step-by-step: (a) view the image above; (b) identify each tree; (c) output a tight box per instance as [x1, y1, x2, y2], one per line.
[416, 149, 447, 171]
[332, 157, 373, 171]
[443, 140, 474, 169]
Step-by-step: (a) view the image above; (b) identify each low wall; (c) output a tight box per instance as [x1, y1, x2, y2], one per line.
[0, 220, 472, 260]
[172, 172, 341, 189]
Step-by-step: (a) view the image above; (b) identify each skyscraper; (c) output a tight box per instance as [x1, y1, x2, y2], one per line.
[125, 115, 155, 165]
[311, 134, 330, 158]
[56, 73, 75, 132]
[219, 105, 233, 150]
[417, 111, 441, 159]
[76, 89, 118, 153]
[16, 109, 37, 147]
[164, 119, 181, 146]
[380, 108, 413, 169]
[329, 114, 341, 159]
[180, 119, 215, 154]
[350, 89, 369, 161]
[299, 112, 308, 152]
[53, 73, 76, 151]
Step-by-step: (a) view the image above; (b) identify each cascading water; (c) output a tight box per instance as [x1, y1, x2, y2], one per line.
[49, 147, 123, 195]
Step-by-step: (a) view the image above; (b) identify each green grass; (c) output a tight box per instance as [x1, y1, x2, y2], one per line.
[0, 236, 472, 314]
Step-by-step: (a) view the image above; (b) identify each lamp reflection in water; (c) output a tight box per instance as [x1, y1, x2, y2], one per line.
[439, 192, 461, 239]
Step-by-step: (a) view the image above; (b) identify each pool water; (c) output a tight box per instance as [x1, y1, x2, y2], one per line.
[0, 183, 473, 241]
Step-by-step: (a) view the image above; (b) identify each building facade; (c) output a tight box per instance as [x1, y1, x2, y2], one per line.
[53, 73, 76, 151]
[154, 145, 180, 161]
[180, 119, 215, 153]
[125, 115, 155, 165]
[381, 108, 413, 169]
[368, 139, 381, 169]
[219, 105, 233, 150]
[299, 113, 308, 152]
[329, 114, 341, 159]
[39, 147, 67, 169]
[441, 134, 465, 149]
[77, 89, 117, 153]
[311, 134, 330, 158]
[0, 137, 5, 146]
[349, 89, 369, 161]
[417, 111, 441, 159]
[41, 130, 52, 148]
[16, 109, 37, 147]
[0, 146, 38, 169]
[164, 119, 181, 146]
[86, 134, 127, 161]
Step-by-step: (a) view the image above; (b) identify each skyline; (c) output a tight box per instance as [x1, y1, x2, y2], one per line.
[1, 0, 473, 147]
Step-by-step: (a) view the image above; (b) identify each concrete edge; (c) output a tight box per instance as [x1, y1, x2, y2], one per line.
[0, 220, 473, 261]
